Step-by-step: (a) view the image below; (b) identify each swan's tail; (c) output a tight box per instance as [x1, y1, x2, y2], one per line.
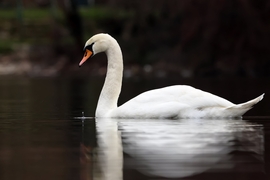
[226, 93, 264, 117]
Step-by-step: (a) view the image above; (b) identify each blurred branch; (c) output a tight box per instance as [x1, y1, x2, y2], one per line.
[59, 0, 84, 62]
[50, 0, 58, 19]
[16, 0, 23, 24]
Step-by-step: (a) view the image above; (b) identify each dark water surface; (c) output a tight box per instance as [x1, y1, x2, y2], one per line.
[0, 77, 269, 180]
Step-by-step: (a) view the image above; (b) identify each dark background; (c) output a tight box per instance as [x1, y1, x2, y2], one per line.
[0, 1, 270, 180]
[0, 0, 270, 78]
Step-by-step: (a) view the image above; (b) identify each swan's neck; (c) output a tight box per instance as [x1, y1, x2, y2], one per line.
[96, 41, 123, 117]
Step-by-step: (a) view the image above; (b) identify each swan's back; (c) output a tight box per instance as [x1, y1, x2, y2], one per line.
[110, 85, 244, 119]
[133, 85, 233, 106]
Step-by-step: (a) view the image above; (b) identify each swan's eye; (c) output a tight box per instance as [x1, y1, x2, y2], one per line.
[85, 43, 94, 52]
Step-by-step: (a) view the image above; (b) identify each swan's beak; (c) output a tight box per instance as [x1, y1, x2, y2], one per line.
[79, 49, 93, 67]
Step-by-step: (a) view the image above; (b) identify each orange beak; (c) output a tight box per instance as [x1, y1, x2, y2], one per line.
[79, 49, 93, 67]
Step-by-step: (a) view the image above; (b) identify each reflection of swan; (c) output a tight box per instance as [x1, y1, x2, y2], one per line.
[95, 118, 264, 179]
[95, 118, 123, 180]
[120, 119, 264, 178]
[79, 33, 264, 118]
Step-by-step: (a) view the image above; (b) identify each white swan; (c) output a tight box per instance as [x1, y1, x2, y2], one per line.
[79, 33, 264, 119]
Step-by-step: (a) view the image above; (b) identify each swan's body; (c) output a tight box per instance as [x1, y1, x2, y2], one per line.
[79, 33, 264, 119]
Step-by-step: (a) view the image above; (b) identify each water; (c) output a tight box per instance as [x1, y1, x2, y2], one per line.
[0, 77, 269, 180]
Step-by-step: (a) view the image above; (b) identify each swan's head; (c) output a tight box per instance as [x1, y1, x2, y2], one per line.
[79, 33, 113, 66]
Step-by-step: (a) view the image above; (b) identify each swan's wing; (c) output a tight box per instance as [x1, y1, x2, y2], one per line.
[112, 85, 235, 118]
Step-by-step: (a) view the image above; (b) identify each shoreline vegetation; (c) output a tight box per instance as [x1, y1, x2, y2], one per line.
[0, 1, 270, 78]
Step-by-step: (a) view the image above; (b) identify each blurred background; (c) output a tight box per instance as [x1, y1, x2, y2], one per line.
[0, 0, 270, 78]
[0, 1, 270, 180]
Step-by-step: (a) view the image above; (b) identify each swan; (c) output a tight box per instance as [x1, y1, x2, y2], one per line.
[79, 33, 264, 119]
